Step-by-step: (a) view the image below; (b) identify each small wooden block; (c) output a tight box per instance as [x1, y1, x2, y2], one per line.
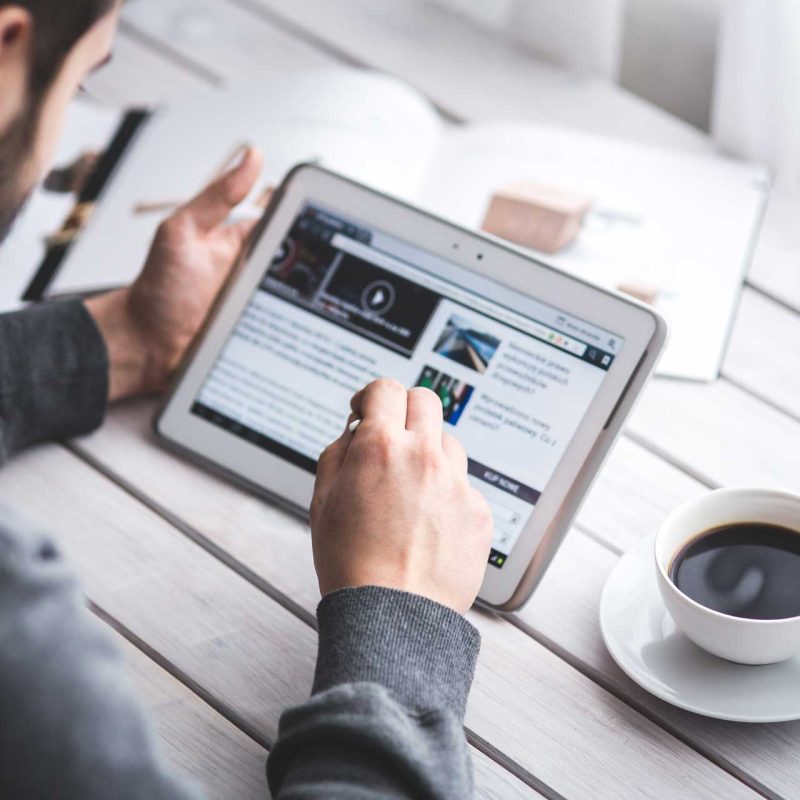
[482, 181, 592, 254]
[616, 281, 660, 305]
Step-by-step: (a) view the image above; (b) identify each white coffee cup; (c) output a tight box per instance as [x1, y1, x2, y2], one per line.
[654, 487, 800, 665]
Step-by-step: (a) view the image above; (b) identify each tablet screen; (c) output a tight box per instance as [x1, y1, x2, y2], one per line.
[192, 202, 623, 568]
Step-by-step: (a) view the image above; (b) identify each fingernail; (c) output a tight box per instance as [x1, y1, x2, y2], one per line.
[226, 206, 262, 224]
[226, 143, 252, 173]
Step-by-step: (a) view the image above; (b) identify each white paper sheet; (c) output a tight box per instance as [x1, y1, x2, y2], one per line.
[417, 123, 769, 381]
[49, 69, 442, 296]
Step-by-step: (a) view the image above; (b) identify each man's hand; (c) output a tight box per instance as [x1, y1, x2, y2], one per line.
[310, 379, 493, 614]
[86, 147, 264, 401]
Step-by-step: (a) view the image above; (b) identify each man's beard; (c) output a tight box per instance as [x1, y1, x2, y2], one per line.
[0, 106, 37, 246]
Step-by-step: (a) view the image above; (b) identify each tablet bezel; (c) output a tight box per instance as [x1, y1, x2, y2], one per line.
[156, 163, 666, 610]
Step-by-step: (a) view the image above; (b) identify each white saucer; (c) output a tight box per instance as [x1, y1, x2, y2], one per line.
[600, 534, 800, 722]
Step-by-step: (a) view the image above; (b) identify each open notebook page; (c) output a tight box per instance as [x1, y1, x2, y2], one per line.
[415, 122, 769, 381]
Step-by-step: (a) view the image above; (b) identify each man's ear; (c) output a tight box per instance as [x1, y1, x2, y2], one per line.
[0, 6, 33, 127]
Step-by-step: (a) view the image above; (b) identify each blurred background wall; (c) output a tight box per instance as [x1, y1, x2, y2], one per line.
[620, 0, 724, 131]
[429, 0, 800, 182]
[430, 0, 723, 130]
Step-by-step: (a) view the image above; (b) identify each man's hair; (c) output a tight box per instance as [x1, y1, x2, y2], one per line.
[10, 0, 115, 103]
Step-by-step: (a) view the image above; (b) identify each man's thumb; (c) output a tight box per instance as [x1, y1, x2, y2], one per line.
[179, 146, 263, 231]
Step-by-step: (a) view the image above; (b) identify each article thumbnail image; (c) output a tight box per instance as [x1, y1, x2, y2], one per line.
[416, 366, 474, 426]
[267, 236, 323, 299]
[433, 315, 500, 374]
[266, 217, 340, 301]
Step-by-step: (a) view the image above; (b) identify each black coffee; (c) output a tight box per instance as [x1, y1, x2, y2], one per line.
[669, 522, 800, 620]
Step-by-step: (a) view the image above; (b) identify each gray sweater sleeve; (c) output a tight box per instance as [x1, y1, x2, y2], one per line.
[267, 586, 481, 799]
[0, 300, 108, 463]
[0, 510, 202, 800]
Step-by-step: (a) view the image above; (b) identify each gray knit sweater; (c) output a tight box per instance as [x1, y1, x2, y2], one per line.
[0, 300, 480, 799]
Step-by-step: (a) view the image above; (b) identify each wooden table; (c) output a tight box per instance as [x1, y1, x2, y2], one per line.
[8, 1, 800, 797]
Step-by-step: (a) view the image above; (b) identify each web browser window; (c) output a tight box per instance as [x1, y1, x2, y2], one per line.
[193, 203, 623, 568]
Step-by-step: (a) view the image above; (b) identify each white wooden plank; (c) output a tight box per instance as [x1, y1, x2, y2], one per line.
[66, 403, 762, 798]
[119, 636, 270, 800]
[472, 750, 545, 800]
[127, 0, 712, 152]
[467, 608, 752, 800]
[628, 378, 800, 490]
[723, 288, 800, 420]
[0, 442, 532, 797]
[746, 185, 800, 314]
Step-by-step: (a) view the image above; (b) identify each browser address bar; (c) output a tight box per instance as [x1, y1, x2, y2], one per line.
[330, 233, 587, 358]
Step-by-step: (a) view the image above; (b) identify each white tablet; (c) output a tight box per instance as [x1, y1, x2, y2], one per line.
[156, 164, 666, 611]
